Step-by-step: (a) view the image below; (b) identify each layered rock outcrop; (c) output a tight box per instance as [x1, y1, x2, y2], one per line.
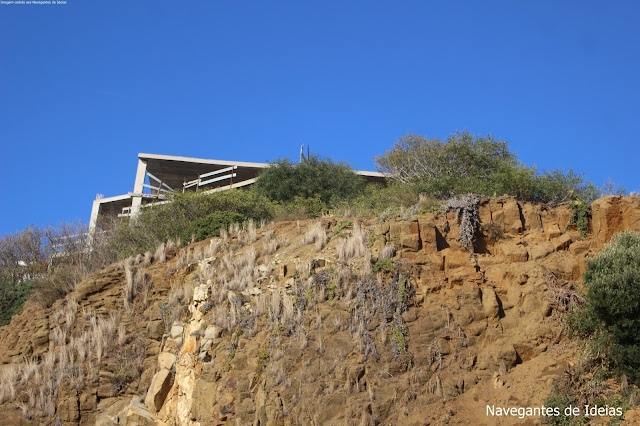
[1, 196, 639, 425]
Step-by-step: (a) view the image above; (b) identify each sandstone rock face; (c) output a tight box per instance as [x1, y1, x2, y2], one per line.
[192, 284, 209, 302]
[157, 352, 177, 370]
[144, 368, 173, 412]
[170, 324, 184, 339]
[2, 196, 640, 425]
[591, 195, 640, 249]
[498, 241, 528, 262]
[114, 397, 155, 426]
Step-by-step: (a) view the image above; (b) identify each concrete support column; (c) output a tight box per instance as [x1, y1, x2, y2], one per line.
[131, 158, 147, 216]
[88, 199, 102, 242]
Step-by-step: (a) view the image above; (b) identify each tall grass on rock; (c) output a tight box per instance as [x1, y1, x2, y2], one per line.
[110, 190, 274, 258]
[303, 222, 327, 252]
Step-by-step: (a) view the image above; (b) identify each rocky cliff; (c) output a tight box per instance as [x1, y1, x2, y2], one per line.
[1, 195, 639, 425]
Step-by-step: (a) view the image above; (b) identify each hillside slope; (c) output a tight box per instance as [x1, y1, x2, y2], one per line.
[1, 195, 639, 425]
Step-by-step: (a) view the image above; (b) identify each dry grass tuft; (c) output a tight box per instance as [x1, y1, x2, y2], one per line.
[19, 358, 38, 386]
[255, 292, 268, 317]
[229, 222, 241, 237]
[5, 309, 124, 415]
[337, 222, 368, 263]
[243, 219, 257, 243]
[380, 244, 396, 259]
[154, 242, 166, 263]
[361, 249, 372, 277]
[204, 239, 220, 258]
[297, 261, 312, 280]
[143, 251, 153, 266]
[303, 222, 327, 251]
[277, 235, 290, 248]
[264, 238, 279, 255]
[123, 258, 135, 310]
[52, 326, 66, 347]
[226, 247, 256, 291]
[0, 364, 19, 403]
[220, 227, 229, 244]
[269, 290, 282, 322]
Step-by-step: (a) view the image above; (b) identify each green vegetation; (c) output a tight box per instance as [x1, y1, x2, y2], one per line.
[328, 220, 352, 239]
[391, 324, 408, 354]
[543, 367, 629, 425]
[543, 383, 587, 426]
[567, 201, 591, 237]
[228, 328, 244, 359]
[0, 280, 34, 326]
[567, 230, 640, 384]
[0, 222, 118, 311]
[183, 211, 246, 243]
[254, 155, 366, 211]
[256, 342, 271, 375]
[544, 231, 640, 424]
[0, 131, 617, 324]
[326, 280, 337, 300]
[375, 132, 597, 204]
[373, 259, 394, 273]
[335, 182, 421, 217]
[110, 189, 274, 258]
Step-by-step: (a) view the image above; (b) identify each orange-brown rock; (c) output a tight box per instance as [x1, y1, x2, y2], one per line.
[1, 196, 639, 426]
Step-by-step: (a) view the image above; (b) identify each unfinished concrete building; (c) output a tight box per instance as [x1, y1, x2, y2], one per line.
[89, 153, 385, 234]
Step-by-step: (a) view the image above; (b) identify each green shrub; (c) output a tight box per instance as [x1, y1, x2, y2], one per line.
[182, 211, 245, 243]
[375, 131, 596, 204]
[566, 202, 591, 237]
[568, 230, 640, 383]
[254, 155, 366, 206]
[110, 189, 274, 258]
[328, 221, 352, 239]
[543, 366, 628, 425]
[543, 385, 579, 426]
[373, 258, 394, 273]
[0, 280, 35, 325]
[334, 182, 421, 217]
[290, 195, 326, 218]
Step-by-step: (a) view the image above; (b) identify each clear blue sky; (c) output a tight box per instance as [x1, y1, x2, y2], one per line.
[1, 1, 638, 235]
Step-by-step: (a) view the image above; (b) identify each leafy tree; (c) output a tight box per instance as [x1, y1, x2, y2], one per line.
[254, 155, 366, 206]
[374, 131, 596, 204]
[568, 230, 640, 383]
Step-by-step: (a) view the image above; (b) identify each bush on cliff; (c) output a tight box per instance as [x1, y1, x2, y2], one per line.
[374, 131, 597, 204]
[110, 189, 274, 258]
[181, 211, 246, 243]
[0, 280, 34, 325]
[254, 155, 366, 208]
[568, 230, 640, 383]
